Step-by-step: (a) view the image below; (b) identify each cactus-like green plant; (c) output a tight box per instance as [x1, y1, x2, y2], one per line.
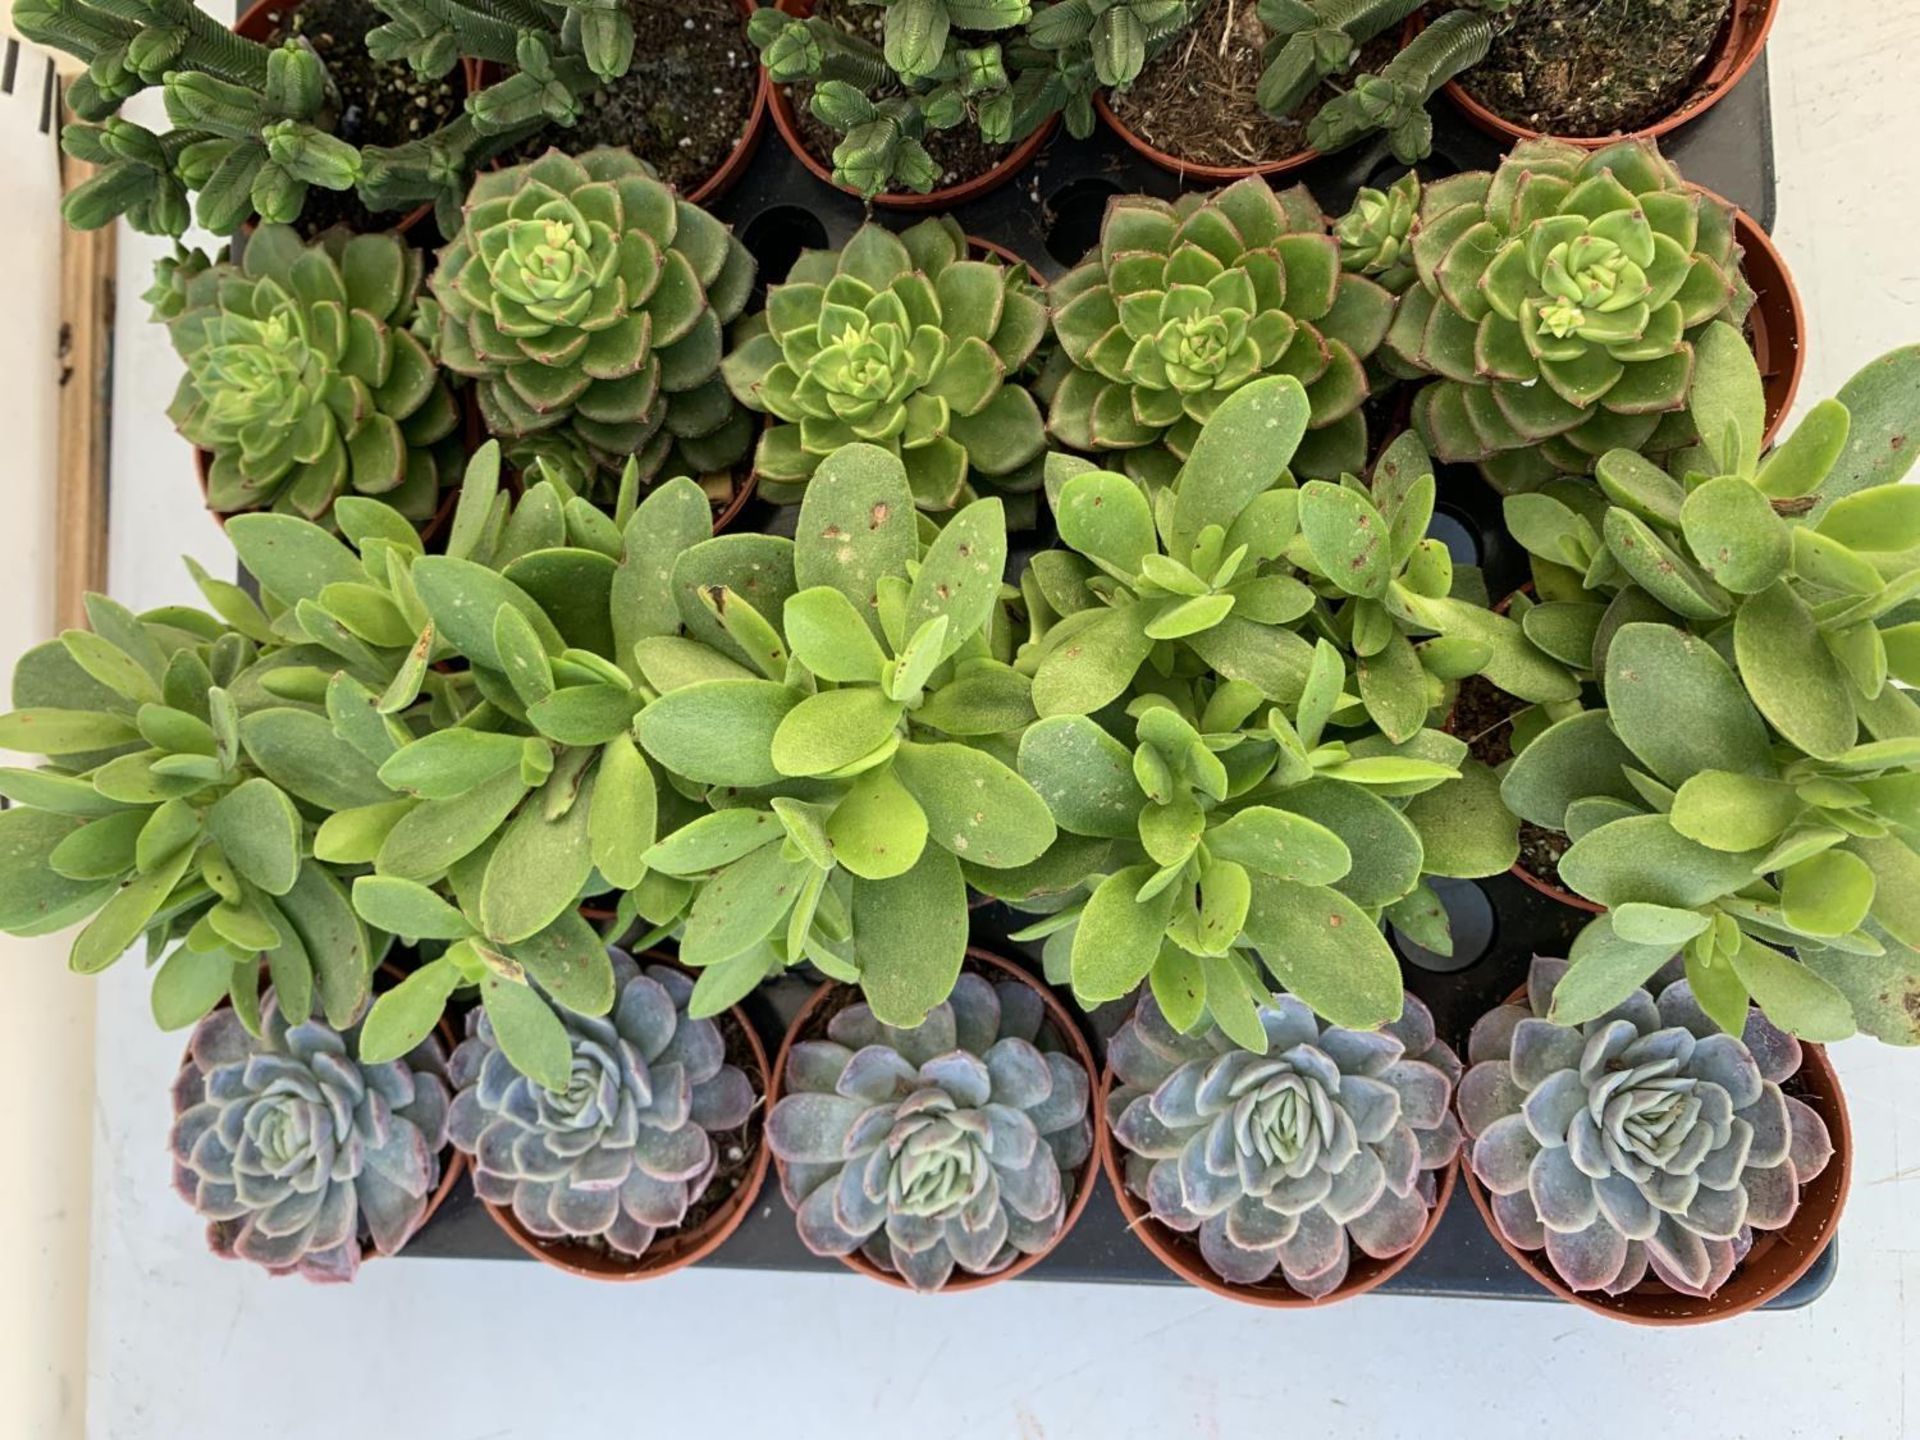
[721, 218, 1048, 510]
[1389, 139, 1753, 491]
[1495, 333, 1920, 1049]
[1046, 175, 1395, 483]
[165, 225, 460, 523]
[1107, 987, 1461, 1294]
[767, 969, 1092, 1291]
[1303, 7, 1492, 162]
[1460, 956, 1834, 1297]
[1253, 0, 1424, 117]
[1333, 170, 1420, 296]
[447, 952, 758, 1253]
[168, 989, 451, 1281]
[434, 148, 756, 485]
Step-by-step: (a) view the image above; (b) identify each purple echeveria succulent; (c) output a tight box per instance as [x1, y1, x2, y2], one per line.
[767, 971, 1094, 1292]
[447, 953, 758, 1260]
[1107, 989, 1463, 1298]
[1459, 957, 1835, 1299]
[168, 992, 452, 1284]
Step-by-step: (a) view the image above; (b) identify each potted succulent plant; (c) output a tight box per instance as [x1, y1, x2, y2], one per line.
[445, 950, 769, 1279]
[1103, 986, 1462, 1304]
[169, 981, 461, 1281]
[1496, 333, 1920, 1047]
[1459, 956, 1846, 1322]
[765, 949, 1098, 1291]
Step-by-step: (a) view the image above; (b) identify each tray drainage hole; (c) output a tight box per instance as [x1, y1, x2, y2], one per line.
[1045, 177, 1122, 265]
[740, 205, 829, 288]
[1392, 878, 1496, 974]
[1428, 503, 1481, 567]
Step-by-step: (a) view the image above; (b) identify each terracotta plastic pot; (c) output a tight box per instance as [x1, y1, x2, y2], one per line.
[768, 0, 1055, 209]
[1094, 90, 1320, 185]
[473, 956, 773, 1281]
[1424, 0, 1780, 149]
[766, 947, 1103, 1292]
[1460, 986, 1851, 1324]
[1100, 1061, 1460, 1306]
[1720, 197, 1805, 447]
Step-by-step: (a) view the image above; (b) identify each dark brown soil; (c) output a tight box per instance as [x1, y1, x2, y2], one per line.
[1449, 673, 1526, 769]
[786, 0, 1015, 192]
[1516, 822, 1575, 891]
[510, 0, 758, 193]
[260, 0, 462, 236]
[1455, 0, 1735, 137]
[1107, 4, 1397, 170]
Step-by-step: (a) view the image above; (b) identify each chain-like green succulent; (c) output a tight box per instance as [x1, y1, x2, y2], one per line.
[1390, 139, 1752, 491]
[434, 147, 756, 484]
[165, 224, 459, 524]
[722, 217, 1049, 511]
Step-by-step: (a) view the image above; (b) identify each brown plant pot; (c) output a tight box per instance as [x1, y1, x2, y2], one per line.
[1460, 985, 1851, 1324]
[1099, 1066, 1459, 1306]
[1722, 198, 1804, 448]
[1094, 90, 1320, 185]
[1423, 0, 1780, 149]
[472, 955, 773, 1281]
[768, 0, 1056, 209]
[766, 946, 1104, 1292]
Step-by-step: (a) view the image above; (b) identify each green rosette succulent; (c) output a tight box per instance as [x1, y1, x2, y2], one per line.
[434, 147, 756, 484]
[1046, 175, 1394, 483]
[165, 224, 459, 524]
[721, 216, 1049, 511]
[1334, 170, 1420, 295]
[1389, 139, 1753, 490]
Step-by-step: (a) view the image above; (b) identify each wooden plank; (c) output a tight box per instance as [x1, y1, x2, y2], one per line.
[53, 91, 113, 631]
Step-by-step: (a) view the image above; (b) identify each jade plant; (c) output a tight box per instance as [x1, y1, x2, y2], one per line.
[1388, 139, 1752, 492]
[1497, 334, 1920, 1047]
[1107, 987, 1461, 1295]
[767, 969, 1092, 1291]
[434, 148, 756, 486]
[447, 953, 758, 1259]
[169, 990, 452, 1282]
[165, 225, 460, 524]
[630, 443, 1060, 1029]
[1046, 174, 1395, 483]
[721, 217, 1049, 510]
[1461, 956, 1834, 1298]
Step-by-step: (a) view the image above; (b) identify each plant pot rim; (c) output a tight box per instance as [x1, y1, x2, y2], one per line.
[1093, 89, 1321, 185]
[473, 951, 773, 1281]
[768, 0, 1056, 209]
[1098, 1063, 1460, 1306]
[1417, 0, 1780, 149]
[766, 946, 1104, 1292]
[1460, 982, 1851, 1324]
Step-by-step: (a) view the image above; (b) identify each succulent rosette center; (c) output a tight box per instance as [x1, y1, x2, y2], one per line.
[193, 307, 318, 436]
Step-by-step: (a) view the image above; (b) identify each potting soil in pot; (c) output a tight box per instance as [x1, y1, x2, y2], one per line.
[1449, 673, 1577, 896]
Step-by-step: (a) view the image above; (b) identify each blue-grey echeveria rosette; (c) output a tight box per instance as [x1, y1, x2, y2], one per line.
[1106, 989, 1463, 1298]
[168, 992, 452, 1284]
[767, 971, 1095, 1292]
[446, 952, 759, 1260]
[1459, 956, 1836, 1300]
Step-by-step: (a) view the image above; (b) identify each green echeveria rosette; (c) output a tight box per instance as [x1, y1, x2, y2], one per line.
[1390, 138, 1754, 490]
[1459, 957, 1834, 1300]
[1044, 175, 1396, 485]
[1335, 170, 1421, 296]
[447, 953, 759, 1261]
[1106, 988, 1462, 1297]
[433, 147, 757, 485]
[720, 216, 1050, 512]
[168, 991, 452, 1284]
[766, 971, 1094, 1292]
[166, 224, 460, 524]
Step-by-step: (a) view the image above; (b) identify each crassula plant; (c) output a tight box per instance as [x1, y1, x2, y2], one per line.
[1497, 334, 1920, 1047]
[721, 217, 1049, 510]
[434, 148, 756, 486]
[169, 990, 451, 1282]
[165, 225, 460, 523]
[448, 953, 758, 1260]
[1045, 174, 1394, 483]
[1388, 139, 1752, 492]
[1461, 957, 1834, 1299]
[767, 969, 1092, 1291]
[1107, 987, 1461, 1296]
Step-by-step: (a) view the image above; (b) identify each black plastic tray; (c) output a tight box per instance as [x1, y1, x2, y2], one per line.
[235, 29, 1820, 1306]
